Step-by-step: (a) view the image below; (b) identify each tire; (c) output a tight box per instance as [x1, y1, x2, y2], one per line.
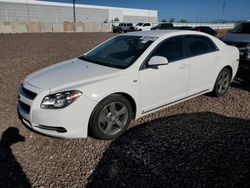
[212, 68, 232, 97]
[89, 94, 133, 140]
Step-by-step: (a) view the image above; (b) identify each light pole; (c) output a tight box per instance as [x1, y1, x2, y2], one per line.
[222, 0, 226, 23]
[26, 0, 30, 22]
[73, 0, 76, 22]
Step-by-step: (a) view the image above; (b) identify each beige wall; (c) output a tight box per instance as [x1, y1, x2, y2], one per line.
[0, 21, 112, 33]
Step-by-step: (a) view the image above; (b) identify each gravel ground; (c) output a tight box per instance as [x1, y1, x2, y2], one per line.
[0, 33, 249, 188]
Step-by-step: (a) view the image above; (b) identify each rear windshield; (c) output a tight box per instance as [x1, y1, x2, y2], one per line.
[231, 23, 250, 34]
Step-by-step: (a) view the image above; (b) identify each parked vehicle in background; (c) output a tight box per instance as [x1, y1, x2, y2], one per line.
[151, 23, 174, 30]
[220, 22, 250, 61]
[175, 26, 193, 30]
[133, 22, 152, 31]
[194, 26, 217, 36]
[113, 23, 133, 33]
[112, 25, 119, 33]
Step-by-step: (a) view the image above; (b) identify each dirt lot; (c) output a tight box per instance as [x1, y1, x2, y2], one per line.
[0, 33, 249, 187]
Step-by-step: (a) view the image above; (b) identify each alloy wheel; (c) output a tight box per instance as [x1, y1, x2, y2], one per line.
[217, 71, 230, 94]
[98, 102, 128, 136]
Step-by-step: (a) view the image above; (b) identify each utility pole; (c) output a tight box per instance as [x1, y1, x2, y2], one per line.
[222, 0, 226, 23]
[195, 13, 199, 23]
[26, 0, 30, 22]
[73, 0, 76, 22]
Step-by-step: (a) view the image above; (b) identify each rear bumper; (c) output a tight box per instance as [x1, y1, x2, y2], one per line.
[223, 40, 250, 61]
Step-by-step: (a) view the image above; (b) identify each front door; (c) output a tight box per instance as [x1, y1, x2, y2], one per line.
[139, 36, 190, 113]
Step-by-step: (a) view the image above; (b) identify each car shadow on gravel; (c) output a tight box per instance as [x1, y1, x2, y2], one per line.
[232, 61, 250, 92]
[87, 112, 250, 188]
[0, 127, 31, 188]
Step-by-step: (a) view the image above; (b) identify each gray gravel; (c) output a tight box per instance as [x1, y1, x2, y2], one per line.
[0, 33, 249, 188]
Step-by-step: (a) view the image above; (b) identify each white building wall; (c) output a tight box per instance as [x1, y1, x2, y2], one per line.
[123, 9, 157, 17]
[0, 0, 158, 23]
[109, 9, 123, 22]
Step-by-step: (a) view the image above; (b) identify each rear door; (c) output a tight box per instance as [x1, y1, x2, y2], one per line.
[184, 35, 220, 95]
[124, 24, 129, 31]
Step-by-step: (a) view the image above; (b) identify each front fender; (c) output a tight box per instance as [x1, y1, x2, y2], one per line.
[80, 73, 141, 118]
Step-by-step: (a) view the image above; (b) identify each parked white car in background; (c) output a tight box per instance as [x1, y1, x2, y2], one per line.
[133, 22, 152, 31]
[18, 30, 239, 140]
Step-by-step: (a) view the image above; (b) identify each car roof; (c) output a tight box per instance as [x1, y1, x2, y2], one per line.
[194, 26, 211, 28]
[122, 30, 206, 38]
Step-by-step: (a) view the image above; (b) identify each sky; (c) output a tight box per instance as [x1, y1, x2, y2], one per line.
[43, 0, 250, 22]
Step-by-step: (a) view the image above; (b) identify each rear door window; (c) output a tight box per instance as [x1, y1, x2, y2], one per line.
[185, 35, 218, 57]
[143, 23, 151, 27]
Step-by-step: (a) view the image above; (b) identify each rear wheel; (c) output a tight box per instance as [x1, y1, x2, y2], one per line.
[212, 68, 232, 97]
[89, 94, 133, 140]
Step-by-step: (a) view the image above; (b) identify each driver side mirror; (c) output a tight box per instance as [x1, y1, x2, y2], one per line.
[148, 56, 169, 66]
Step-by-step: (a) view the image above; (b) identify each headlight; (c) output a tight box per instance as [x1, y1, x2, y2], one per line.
[41, 90, 82, 109]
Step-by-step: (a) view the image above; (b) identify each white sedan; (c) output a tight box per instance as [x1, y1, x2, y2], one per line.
[17, 30, 239, 140]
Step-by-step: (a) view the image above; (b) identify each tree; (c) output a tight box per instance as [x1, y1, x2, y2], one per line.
[161, 19, 167, 22]
[180, 19, 188, 23]
[114, 17, 119, 22]
[169, 18, 175, 23]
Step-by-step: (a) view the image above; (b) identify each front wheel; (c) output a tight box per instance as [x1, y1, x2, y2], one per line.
[89, 94, 133, 140]
[212, 68, 232, 97]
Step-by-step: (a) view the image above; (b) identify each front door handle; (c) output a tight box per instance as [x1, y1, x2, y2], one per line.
[214, 56, 220, 61]
[179, 64, 189, 69]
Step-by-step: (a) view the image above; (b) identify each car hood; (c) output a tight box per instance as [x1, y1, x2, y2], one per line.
[221, 32, 250, 43]
[24, 58, 120, 90]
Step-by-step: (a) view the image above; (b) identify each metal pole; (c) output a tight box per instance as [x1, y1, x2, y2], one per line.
[73, 0, 76, 22]
[5, 8, 9, 22]
[222, 0, 226, 23]
[26, 0, 30, 22]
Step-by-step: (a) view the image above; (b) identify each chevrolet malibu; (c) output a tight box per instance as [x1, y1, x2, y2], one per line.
[18, 30, 239, 140]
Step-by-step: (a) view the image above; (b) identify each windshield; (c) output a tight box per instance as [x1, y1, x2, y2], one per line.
[136, 23, 143, 26]
[158, 24, 166, 27]
[231, 23, 250, 34]
[79, 35, 156, 69]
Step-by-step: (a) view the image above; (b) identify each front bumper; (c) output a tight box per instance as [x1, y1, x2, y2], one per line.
[17, 82, 97, 138]
[238, 47, 250, 61]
